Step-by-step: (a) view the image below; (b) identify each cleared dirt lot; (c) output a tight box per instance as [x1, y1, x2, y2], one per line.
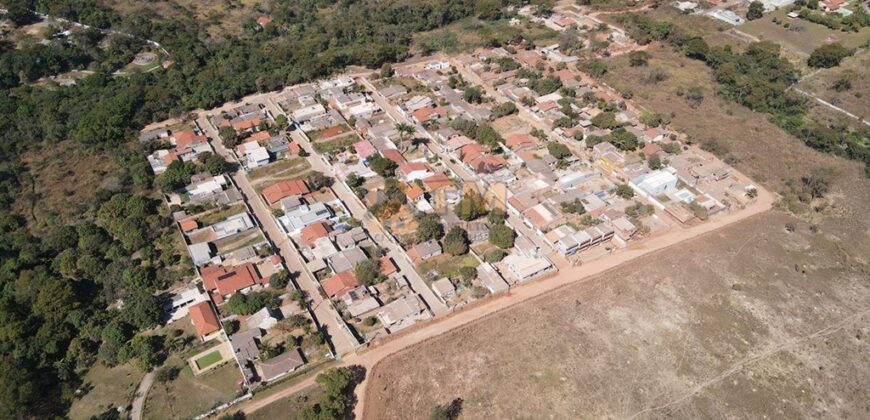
[365, 208, 870, 419]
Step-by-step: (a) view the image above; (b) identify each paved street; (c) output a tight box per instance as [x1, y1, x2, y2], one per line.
[197, 116, 360, 356]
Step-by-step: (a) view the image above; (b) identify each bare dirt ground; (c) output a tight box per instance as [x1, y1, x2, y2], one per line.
[365, 208, 870, 419]
[363, 39, 870, 420]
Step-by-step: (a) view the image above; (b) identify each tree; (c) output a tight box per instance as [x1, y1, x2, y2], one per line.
[156, 160, 195, 192]
[368, 155, 398, 177]
[416, 212, 444, 243]
[615, 184, 635, 199]
[491, 102, 518, 119]
[484, 249, 507, 262]
[355, 260, 385, 286]
[487, 208, 506, 225]
[395, 123, 416, 151]
[475, 0, 503, 20]
[629, 51, 650, 67]
[122, 290, 163, 330]
[591, 112, 620, 129]
[306, 171, 333, 190]
[218, 126, 239, 148]
[443, 227, 469, 256]
[463, 86, 483, 104]
[747, 1, 764, 20]
[459, 266, 477, 282]
[224, 320, 240, 335]
[346, 173, 364, 188]
[608, 128, 639, 151]
[270, 270, 292, 288]
[547, 143, 571, 160]
[455, 191, 487, 221]
[199, 152, 229, 174]
[648, 154, 663, 170]
[380, 63, 394, 78]
[489, 224, 516, 249]
[430, 398, 464, 420]
[808, 43, 852, 68]
[560, 199, 586, 215]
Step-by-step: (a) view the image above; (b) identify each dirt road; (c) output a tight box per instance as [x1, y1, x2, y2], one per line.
[227, 185, 775, 417]
[197, 116, 360, 356]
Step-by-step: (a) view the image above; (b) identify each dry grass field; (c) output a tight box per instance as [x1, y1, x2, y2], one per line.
[361, 36, 870, 420]
[798, 49, 870, 124]
[14, 141, 119, 232]
[106, 0, 264, 39]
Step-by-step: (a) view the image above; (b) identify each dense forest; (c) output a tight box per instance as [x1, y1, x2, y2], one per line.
[0, 0, 533, 417]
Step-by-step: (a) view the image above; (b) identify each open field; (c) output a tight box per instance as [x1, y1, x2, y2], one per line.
[68, 363, 145, 420]
[413, 16, 558, 54]
[143, 359, 242, 419]
[365, 208, 870, 418]
[248, 157, 312, 183]
[248, 384, 322, 420]
[798, 49, 870, 123]
[14, 140, 119, 232]
[740, 9, 870, 57]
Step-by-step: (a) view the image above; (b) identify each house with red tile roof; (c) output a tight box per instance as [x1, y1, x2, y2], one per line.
[233, 118, 261, 132]
[172, 130, 208, 149]
[423, 172, 453, 191]
[179, 218, 199, 233]
[262, 180, 310, 205]
[822, 0, 844, 10]
[381, 149, 408, 165]
[201, 262, 264, 300]
[641, 143, 663, 159]
[458, 143, 486, 163]
[505, 134, 538, 151]
[354, 140, 376, 159]
[322, 271, 358, 298]
[405, 183, 425, 201]
[398, 162, 433, 181]
[300, 221, 331, 247]
[379, 256, 398, 277]
[189, 301, 221, 341]
[247, 130, 272, 143]
[469, 154, 507, 174]
[411, 106, 448, 124]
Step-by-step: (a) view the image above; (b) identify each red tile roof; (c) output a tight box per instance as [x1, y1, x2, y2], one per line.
[538, 101, 558, 112]
[257, 16, 272, 27]
[233, 118, 261, 132]
[173, 130, 207, 149]
[458, 143, 486, 164]
[354, 140, 376, 159]
[422, 172, 453, 191]
[201, 263, 263, 297]
[405, 184, 425, 200]
[505, 134, 538, 151]
[411, 106, 447, 123]
[248, 130, 272, 143]
[641, 143, 662, 159]
[322, 271, 358, 298]
[470, 154, 507, 174]
[379, 256, 398, 276]
[300, 221, 331, 247]
[398, 162, 431, 177]
[262, 180, 310, 205]
[381, 149, 408, 165]
[179, 218, 198, 233]
[189, 301, 220, 338]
